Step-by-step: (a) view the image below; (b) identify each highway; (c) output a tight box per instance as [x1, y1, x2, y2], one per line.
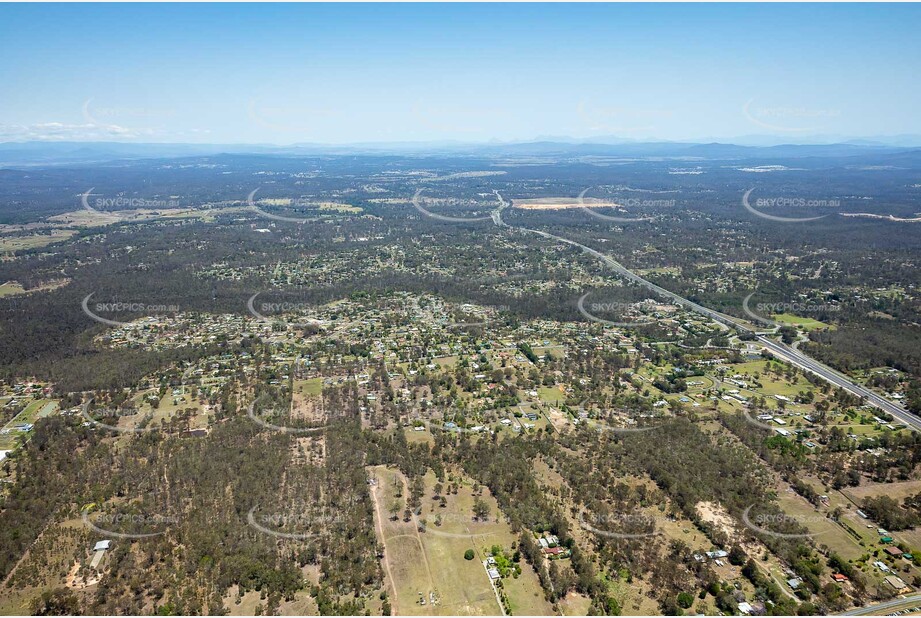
[488, 197, 917, 431]
[840, 594, 921, 616]
[756, 336, 919, 427]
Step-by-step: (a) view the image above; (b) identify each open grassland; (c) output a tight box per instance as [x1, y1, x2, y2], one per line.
[844, 480, 921, 503]
[10, 400, 58, 425]
[722, 359, 817, 401]
[0, 230, 77, 252]
[46, 207, 219, 228]
[775, 486, 866, 561]
[224, 585, 318, 616]
[258, 198, 363, 214]
[771, 313, 835, 331]
[512, 197, 621, 211]
[105, 389, 206, 435]
[0, 279, 69, 297]
[558, 591, 593, 615]
[292, 378, 325, 424]
[538, 385, 566, 405]
[294, 377, 323, 397]
[0, 399, 58, 450]
[0, 282, 25, 297]
[368, 465, 552, 616]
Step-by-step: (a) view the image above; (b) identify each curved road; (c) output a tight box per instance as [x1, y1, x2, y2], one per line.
[490, 193, 918, 431]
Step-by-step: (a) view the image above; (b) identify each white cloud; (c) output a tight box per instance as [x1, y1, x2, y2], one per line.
[0, 121, 153, 142]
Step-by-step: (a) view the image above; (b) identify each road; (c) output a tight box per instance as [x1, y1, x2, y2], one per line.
[756, 336, 918, 428]
[840, 594, 921, 616]
[490, 189, 509, 225]
[488, 194, 917, 431]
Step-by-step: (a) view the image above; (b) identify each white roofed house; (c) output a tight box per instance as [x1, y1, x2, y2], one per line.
[90, 540, 112, 570]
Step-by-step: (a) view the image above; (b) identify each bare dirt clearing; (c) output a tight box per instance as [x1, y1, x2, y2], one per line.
[512, 197, 622, 210]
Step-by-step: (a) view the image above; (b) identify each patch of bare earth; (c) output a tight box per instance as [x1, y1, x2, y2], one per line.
[291, 394, 325, 423]
[512, 197, 622, 210]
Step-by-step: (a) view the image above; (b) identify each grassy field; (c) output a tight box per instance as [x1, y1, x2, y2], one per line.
[0, 282, 26, 297]
[295, 377, 324, 397]
[538, 385, 566, 405]
[843, 479, 921, 503]
[404, 426, 435, 445]
[9, 400, 58, 425]
[0, 230, 77, 252]
[894, 528, 921, 556]
[48, 208, 211, 227]
[771, 313, 835, 331]
[0, 279, 69, 297]
[368, 465, 552, 616]
[635, 266, 681, 276]
[775, 486, 866, 561]
[317, 202, 363, 213]
[558, 592, 593, 615]
[722, 359, 817, 402]
[109, 389, 204, 434]
[0, 433, 17, 450]
[0, 399, 58, 450]
[434, 355, 459, 368]
[257, 198, 362, 214]
[512, 197, 620, 210]
[224, 585, 318, 616]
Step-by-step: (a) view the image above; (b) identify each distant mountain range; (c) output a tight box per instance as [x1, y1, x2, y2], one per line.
[1, 137, 920, 167]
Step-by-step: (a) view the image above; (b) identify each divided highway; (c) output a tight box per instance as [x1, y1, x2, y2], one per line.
[489, 197, 918, 432]
[756, 337, 917, 427]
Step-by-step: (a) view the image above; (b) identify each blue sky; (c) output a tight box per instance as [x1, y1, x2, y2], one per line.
[1, 3, 919, 144]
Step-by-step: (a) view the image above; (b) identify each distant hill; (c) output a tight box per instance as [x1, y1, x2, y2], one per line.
[0, 139, 918, 167]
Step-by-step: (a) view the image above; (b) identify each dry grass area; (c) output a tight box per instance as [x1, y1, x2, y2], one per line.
[558, 591, 593, 615]
[0, 230, 77, 252]
[0, 282, 27, 297]
[258, 198, 362, 213]
[695, 501, 735, 536]
[222, 584, 318, 616]
[702, 500, 807, 602]
[842, 479, 921, 502]
[0, 278, 69, 297]
[47, 208, 206, 227]
[512, 197, 621, 210]
[0, 519, 92, 614]
[291, 378, 325, 423]
[368, 198, 413, 205]
[368, 465, 552, 616]
[424, 171, 507, 181]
